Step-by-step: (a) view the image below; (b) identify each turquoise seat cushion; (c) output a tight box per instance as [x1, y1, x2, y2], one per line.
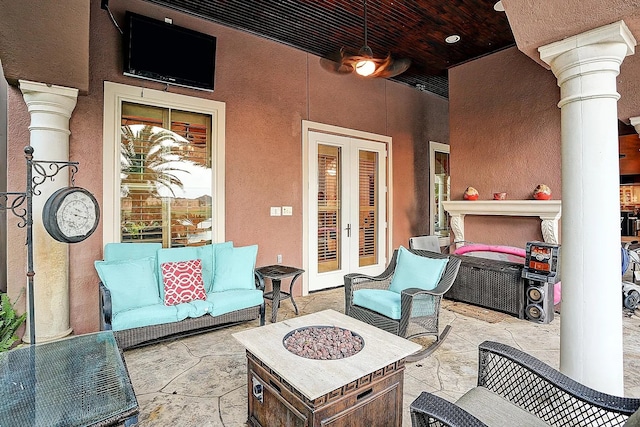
[186, 299, 215, 318]
[388, 246, 449, 293]
[95, 257, 161, 314]
[212, 244, 259, 292]
[353, 289, 402, 320]
[111, 304, 180, 331]
[624, 407, 640, 427]
[455, 387, 549, 427]
[209, 289, 263, 316]
[104, 242, 162, 262]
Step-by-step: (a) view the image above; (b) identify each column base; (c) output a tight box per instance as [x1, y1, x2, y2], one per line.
[22, 327, 73, 344]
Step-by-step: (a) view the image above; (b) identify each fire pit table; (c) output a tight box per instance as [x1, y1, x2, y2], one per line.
[233, 309, 420, 427]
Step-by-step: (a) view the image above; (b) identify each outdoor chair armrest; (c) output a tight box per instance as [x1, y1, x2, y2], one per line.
[98, 282, 113, 331]
[399, 280, 455, 298]
[344, 273, 393, 315]
[344, 273, 393, 290]
[478, 341, 640, 426]
[254, 270, 265, 291]
[410, 391, 488, 427]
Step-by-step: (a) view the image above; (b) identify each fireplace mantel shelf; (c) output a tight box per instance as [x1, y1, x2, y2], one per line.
[442, 200, 562, 245]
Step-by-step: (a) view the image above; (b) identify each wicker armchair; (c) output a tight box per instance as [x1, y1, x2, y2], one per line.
[344, 248, 461, 360]
[410, 341, 640, 427]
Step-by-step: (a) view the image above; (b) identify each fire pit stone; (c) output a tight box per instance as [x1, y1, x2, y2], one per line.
[283, 325, 364, 360]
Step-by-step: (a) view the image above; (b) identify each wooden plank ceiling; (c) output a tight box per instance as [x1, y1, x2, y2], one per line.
[142, 0, 516, 98]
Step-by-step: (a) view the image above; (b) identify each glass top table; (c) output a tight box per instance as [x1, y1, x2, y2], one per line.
[0, 331, 138, 427]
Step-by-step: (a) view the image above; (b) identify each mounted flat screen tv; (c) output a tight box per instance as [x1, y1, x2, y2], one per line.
[124, 12, 216, 91]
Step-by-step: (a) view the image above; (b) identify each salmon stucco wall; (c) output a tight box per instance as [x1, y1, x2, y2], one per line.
[5, 0, 447, 335]
[0, 0, 90, 92]
[448, 47, 562, 247]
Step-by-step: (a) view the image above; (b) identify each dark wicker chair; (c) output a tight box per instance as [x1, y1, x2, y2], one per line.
[410, 341, 640, 427]
[344, 248, 461, 360]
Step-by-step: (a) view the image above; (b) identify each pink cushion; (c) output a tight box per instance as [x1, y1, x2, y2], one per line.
[161, 259, 207, 306]
[454, 244, 526, 258]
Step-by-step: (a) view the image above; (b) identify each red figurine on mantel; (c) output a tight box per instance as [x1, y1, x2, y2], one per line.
[533, 184, 552, 200]
[463, 186, 479, 200]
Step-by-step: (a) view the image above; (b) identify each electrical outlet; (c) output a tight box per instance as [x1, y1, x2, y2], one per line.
[270, 207, 281, 216]
[282, 206, 293, 216]
[277, 254, 282, 264]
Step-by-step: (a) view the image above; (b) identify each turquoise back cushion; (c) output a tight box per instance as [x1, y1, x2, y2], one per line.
[388, 246, 449, 293]
[156, 242, 234, 295]
[104, 242, 162, 262]
[197, 242, 233, 292]
[212, 244, 258, 291]
[95, 257, 161, 314]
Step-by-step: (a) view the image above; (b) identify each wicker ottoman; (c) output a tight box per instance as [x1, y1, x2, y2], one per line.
[445, 255, 525, 318]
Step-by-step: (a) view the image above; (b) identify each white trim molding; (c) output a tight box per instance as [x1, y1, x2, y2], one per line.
[102, 81, 226, 245]
[301, 120, 393, 295]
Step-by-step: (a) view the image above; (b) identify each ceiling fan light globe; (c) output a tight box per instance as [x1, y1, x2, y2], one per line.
[355, 59, 376, 76]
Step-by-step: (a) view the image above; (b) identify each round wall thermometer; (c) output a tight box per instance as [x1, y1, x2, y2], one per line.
[42, 187, 100, 243]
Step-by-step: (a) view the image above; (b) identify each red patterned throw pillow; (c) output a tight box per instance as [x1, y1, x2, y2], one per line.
[161, 259, 207, 306]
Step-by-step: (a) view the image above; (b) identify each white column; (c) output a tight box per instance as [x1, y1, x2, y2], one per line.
[19, 80, 78, 343]
[539, 21, 636, 395]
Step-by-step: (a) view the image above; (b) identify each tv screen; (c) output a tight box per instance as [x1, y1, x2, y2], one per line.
[124, 12, 216, 91]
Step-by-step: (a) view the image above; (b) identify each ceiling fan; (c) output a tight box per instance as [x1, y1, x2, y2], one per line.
[320, 0, 411, 79]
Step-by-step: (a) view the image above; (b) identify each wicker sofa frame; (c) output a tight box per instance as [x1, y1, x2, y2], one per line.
[99, 273, 265, 350]
[410, 341, 640, 427]
[445, 254, 526, 318]
[344, 248, 461, 359]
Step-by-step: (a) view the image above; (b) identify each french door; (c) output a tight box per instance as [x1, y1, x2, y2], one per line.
[308, 132, 387, 291]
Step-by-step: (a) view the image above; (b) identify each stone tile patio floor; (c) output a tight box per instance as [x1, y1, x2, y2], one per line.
[123, 287, 640, 426]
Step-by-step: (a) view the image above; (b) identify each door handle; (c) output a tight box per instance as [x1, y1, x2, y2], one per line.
[345, 224, 351, 238]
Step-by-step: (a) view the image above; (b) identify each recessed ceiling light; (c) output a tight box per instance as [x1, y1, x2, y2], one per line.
[445, 35, 461, 44]
[494, 1, 505, 12]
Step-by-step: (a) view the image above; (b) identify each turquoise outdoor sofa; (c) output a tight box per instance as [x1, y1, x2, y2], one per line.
[96, 242, 265, 349]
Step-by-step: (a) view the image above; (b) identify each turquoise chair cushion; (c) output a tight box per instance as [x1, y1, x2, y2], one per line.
[212, 244, 258, 291]
[388, 246, 448, 293]
[353, 289, 402, 320]
[95, 257, 161, 314]
[209, 289, 264, 316]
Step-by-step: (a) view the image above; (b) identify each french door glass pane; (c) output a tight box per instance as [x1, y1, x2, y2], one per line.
[359, 150, 377, 267]
[318, 145, 341, 273]
[434, 151, 450, 237]
[120, 102, 213, 247]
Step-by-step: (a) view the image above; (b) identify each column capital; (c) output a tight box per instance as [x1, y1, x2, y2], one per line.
[629, 116, 640, 133]
[539, 21, 635, 69]
[18, 80, 78, 140]
[538, 21, 636, 108]
[19, 80, 78, 121]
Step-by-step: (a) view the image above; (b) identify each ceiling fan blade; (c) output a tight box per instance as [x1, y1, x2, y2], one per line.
[320, 57, 353, 74]
[320, 49, 355, 75]
[372, 57, 411, 78]
[320, 49, 410, 79]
